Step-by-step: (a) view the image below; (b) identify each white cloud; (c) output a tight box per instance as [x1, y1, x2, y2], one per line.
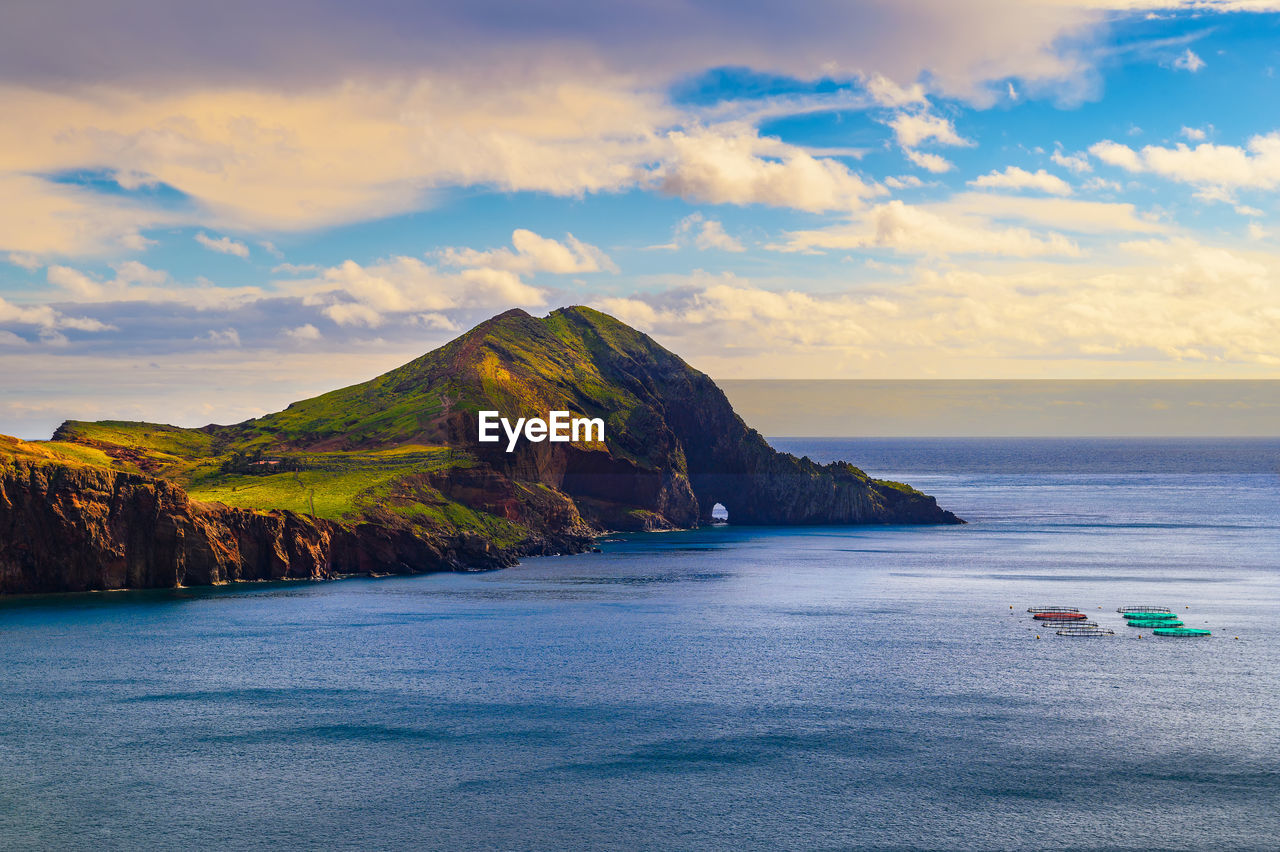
[19, 230, 596, 349]
[1081, 176, 1121, 192]
[272, 262, 321, 275]
[1089, 140, 1146, 172]
[47, 262, 264, 308]
[658, 124, 876, 212]
[415, 313, 461, 331]
[775, 192, 1164, 258]
[938, 193, 1165, 234]
[440, 229, 616, 274]
[0, 1, 1131, 105]
[198, 328, 241, 347]
[595, 235, 1280, 377]
[864, 75, 928, 107]
[661, 213, 747, 252]
[285, 323, 321, 342]
[55, 316, 114, 332]
[0, 297, 60, 330]
[0, 80, 896, 257]
[886, 112, 969, 148]
[904, 149, 954, 173]
[1181, 126, 1207, 141]
[0, 79, 675, 245]
[1089, 133, 1280, 199]
[780, 200, 1080, 257]
[884, 175, 925, 190]
[7, 252, 41, 270]
[195, 232, 250, 258]
[1051, 148, 1092, 173]
[0, 172, 178, 256]
[38, 330, 69, 347]
[295, 255, 548, 329]
[969, 166, 1073, 195]
[0, 1, 1256, 263]
[879, 109, 970, 175]
[1173, 48, 1206, 73]
[0, 294, 112, 333]
[694, 219, 746, 252]
[323, 303, 384, 328]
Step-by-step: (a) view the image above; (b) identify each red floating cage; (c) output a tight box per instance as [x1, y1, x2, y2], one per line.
[1032, 611, 1086, 621]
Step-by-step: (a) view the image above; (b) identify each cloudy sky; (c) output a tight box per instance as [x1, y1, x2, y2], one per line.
[3, 0, 1280, 437]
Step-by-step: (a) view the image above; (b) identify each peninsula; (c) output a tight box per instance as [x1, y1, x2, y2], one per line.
[0, 306, 961, 595]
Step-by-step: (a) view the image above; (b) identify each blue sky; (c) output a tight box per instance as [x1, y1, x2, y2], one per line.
[2, 1, 1280, 437]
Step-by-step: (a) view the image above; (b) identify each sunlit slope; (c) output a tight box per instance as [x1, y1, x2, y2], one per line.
[241, 307, 649, 456]
[41, 306, 959, 534]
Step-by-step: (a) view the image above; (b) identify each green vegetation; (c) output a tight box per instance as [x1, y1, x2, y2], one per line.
[233, 307, 646, 457]
[1, 434, 117, 470]
[56, 420, 215, 456]
[8, 307, 669, 545]
[875, 479, 924, 495]
[33, 441, 115, 468]
[184, 446, 464, 520]
[0, 434, 63, 465]
[8, 305, 949, 545]
[380, 488, 528, 549]
[7, 308, 693, 534]
[190, 469, 401, 519]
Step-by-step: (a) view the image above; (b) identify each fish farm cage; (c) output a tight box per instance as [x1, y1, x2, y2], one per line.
[1024, 604, 1213, 639]
[1154, 627, 1211, 637]
[1032, 611, 1087, 621]
[1056, 627, 1116, 636]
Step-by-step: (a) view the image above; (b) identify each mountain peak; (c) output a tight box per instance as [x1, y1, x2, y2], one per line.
[20, 305, 958, 594]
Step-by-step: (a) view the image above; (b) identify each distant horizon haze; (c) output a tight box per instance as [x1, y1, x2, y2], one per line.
[722, 380, 1280, 438]
[5, 378, 1277, 441]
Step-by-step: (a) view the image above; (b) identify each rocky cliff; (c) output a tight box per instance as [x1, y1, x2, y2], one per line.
[3, 306, 959, 596]
[0, 450, 577, 596]
[521, 307, 960, 527]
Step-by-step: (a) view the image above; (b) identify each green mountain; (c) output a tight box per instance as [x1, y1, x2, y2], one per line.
[1, 306, 959, 595]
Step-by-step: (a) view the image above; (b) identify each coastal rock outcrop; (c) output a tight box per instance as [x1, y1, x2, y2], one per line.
[2, 305, 959, 596]
[452, 308, 961, 528]
[0, 455, 583, 596]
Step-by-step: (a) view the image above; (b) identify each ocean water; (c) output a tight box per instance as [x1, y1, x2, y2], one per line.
[2, 438, 1279, 851]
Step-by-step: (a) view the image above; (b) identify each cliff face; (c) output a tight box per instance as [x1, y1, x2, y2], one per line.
[455, 308, 961, 528]
[0, 456, 569, 596]
[4, 305, 960, 596]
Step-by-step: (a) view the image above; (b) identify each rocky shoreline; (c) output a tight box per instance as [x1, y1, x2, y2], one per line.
[0, 456, 594, 596]
[0, 307, 960, 597]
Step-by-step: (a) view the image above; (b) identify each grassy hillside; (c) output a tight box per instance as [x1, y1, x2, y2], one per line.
[23, 305, 957, 544]
[22, 308, 667, 542]
[32, 312, 607, 542]
[239, 308, 639, 455]
[184, 446, 461, 519]
[1, 434, 106, 468]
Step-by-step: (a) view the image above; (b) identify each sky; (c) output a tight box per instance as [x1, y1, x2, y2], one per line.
[3, 0, 1280, 438]
[720, 381, 1280, 436]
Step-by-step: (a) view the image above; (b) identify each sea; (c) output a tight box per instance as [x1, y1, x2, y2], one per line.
[1, 438, 1278, 851]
